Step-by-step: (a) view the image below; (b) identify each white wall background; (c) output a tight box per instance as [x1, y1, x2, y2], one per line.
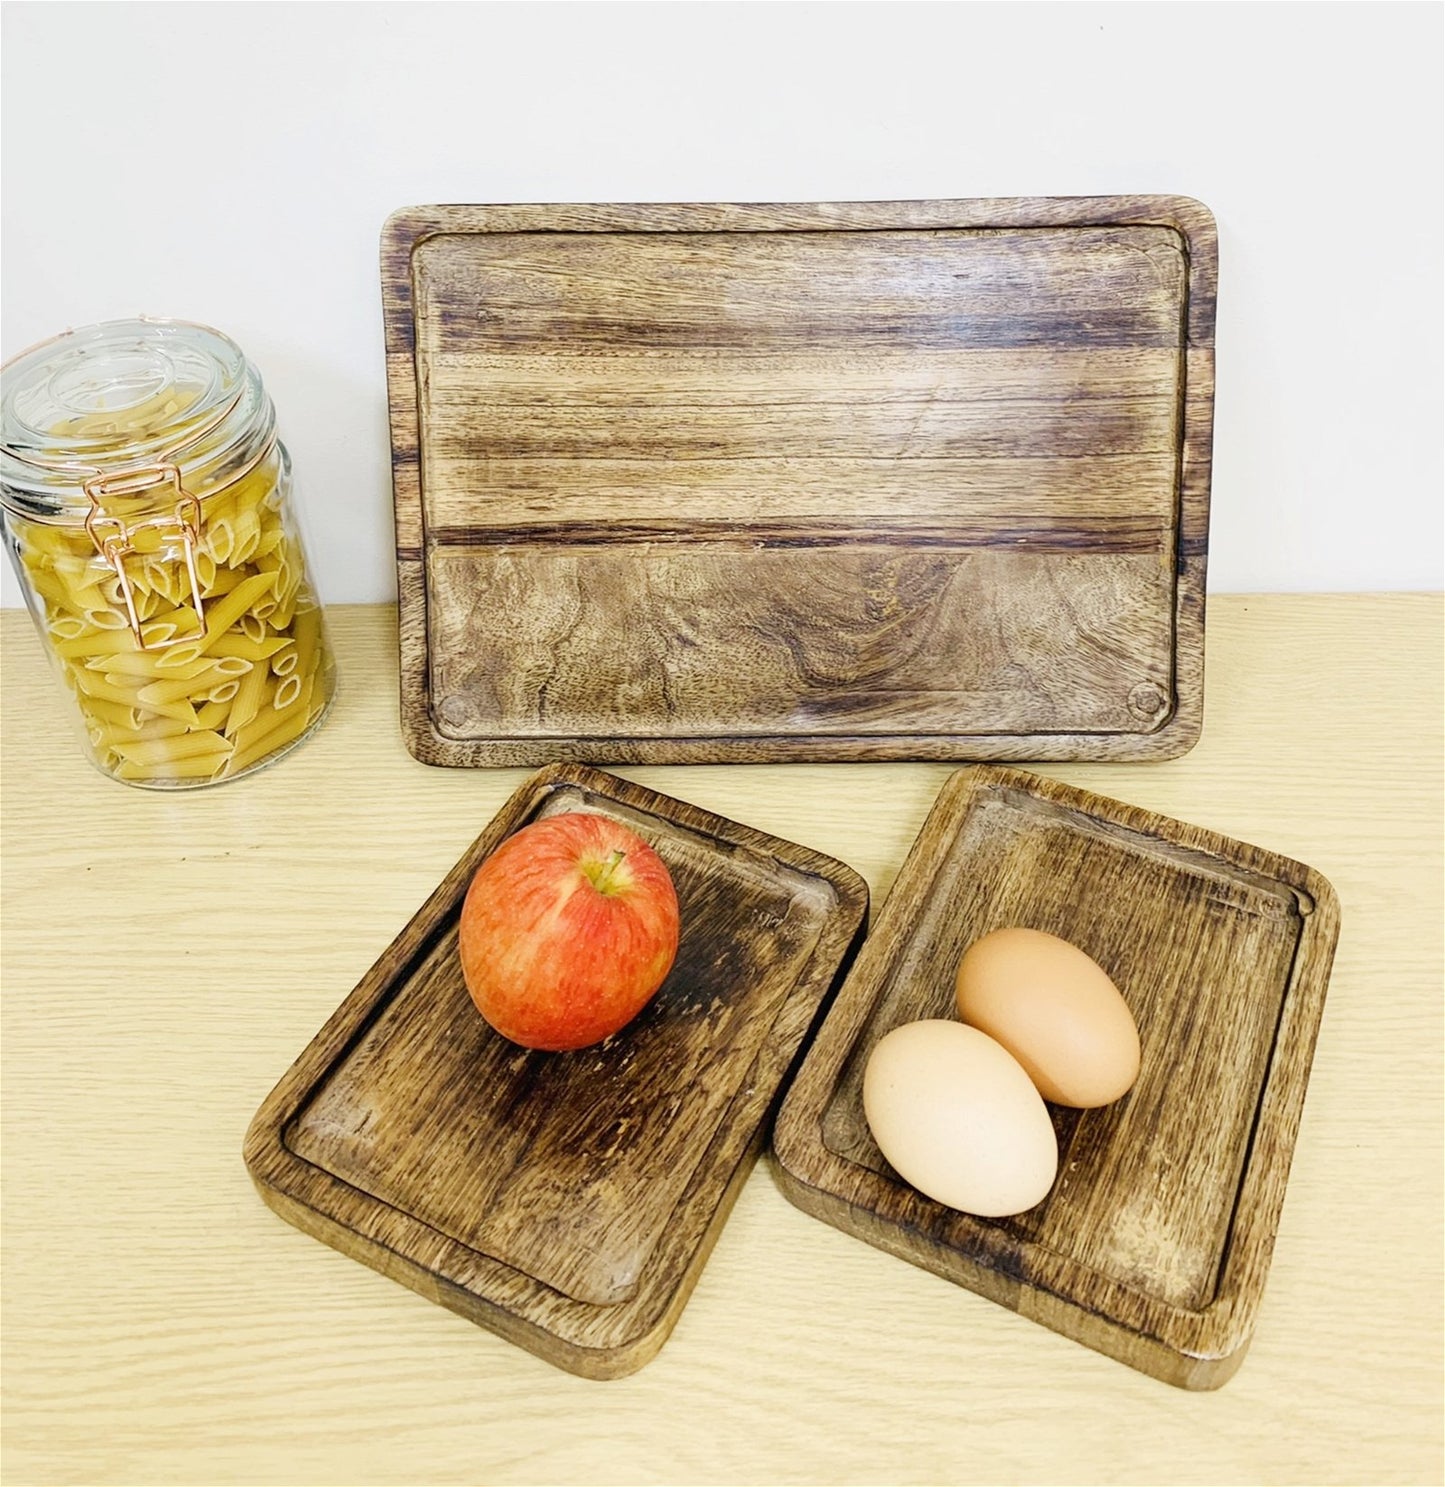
[2, 0, 1441, 608]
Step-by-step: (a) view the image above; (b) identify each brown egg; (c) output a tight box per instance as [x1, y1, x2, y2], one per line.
[954, 927, 1140, 1108]
[862, 1020, 1059, 1217]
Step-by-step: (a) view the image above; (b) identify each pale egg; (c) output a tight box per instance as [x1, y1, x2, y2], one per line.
[862, 1020, 1059, 1217]
[954, 927, 1141, 1108]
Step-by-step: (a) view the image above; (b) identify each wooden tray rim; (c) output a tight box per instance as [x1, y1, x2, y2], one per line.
[770, 765, 1340, 1389]
[244, 763, 869, 1377]
[381, 195, 1217, 767]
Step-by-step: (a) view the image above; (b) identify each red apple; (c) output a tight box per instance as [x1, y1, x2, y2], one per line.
[458, 812, 681, 1052]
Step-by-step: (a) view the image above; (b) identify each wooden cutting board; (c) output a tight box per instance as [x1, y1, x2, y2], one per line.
[382, 196, 1216, 766]
[244, 764, 867, 1378]
[771, 766, 1339, 1390]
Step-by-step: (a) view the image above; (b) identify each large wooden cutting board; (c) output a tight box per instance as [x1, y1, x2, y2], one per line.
[244, 765, 867, 1378]
[771, 766, 1339, 1389]
[382, 197, 1216, 766]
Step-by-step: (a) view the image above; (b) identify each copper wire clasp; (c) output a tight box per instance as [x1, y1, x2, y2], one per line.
[83, 464, 206, 649]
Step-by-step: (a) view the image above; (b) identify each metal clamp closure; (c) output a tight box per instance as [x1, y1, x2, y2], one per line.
[83, 464, 206, 649]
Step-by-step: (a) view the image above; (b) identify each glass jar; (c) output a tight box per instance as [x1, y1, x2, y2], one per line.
[1, 317, 336, 787]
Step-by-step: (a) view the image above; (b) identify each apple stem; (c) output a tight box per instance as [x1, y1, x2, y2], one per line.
[589, 849, 627, 895]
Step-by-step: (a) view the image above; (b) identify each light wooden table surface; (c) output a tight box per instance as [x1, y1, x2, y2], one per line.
[2, 595, 1440, 1487]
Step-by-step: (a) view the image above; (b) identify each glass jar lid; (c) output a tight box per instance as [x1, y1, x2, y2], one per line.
[0, 317, 276, 522]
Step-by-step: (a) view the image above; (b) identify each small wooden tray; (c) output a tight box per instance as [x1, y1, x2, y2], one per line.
[382, 196, 1216, 767]
[771, 766, 1339, 1390]
[244, 765, 867, 1378]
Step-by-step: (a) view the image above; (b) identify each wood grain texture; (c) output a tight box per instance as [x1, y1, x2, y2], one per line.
[3, 596, 1438, 1486]
[424, 543, 1176, 743]
[381, 198, 1216, 766]
[772, 766, 1340, 1389]
[244, 764, 867, 1377]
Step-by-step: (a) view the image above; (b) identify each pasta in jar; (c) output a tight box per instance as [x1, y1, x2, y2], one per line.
[1, 318, 335, 788]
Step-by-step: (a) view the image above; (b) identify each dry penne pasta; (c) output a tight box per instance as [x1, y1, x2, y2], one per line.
[137, 558, 173, 599]
[253, 525, 287, 558]
[201, 565, 244, 598]
[194, 699, 231, 730]
[147, 603, 205, 638]
[86, 648, 212, 681]
[28, 566, 76, 610]
[153, 641, 207, 669]
[291, 604, 321, 670]
[83, 605, 130, 632]
[111, 728, 229, 768]
[224, 657, 271, 736]
[139, 621, 180, 648]
[225, 683, 316, 776]
[268, 582, 301, 632]
[206, 518, 237, 565]
[8, 502, 333, 784]
[55, 624, 138, 660]
[232, 507, 263, 564]
[208, 632, 289, 662]
[71, 668, 202, 726]
[136, 658, 250, 708]
[106, 716, 192, 745]
[82, 697, 146, 730]
[114, 751, 231, 783]
[197, 571, 276, 650]
[2, 317, 335, 787]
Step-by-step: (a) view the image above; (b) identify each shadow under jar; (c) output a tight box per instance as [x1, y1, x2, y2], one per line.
[1, 317, 336, 787]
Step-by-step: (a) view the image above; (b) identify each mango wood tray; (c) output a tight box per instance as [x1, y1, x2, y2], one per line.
[244, 764, 867, 1378]
[381, 196, 1217, 767]
[771, 766, 1339, 1390]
